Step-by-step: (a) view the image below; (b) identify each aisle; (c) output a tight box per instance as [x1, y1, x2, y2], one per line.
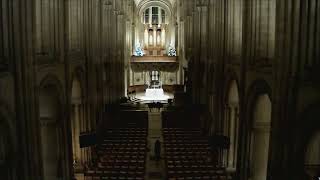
[145, 109, 166, 180]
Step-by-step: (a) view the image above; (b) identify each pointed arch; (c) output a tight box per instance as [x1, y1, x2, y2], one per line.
[0, 102, 16, 180]
[70, 66, 90, 173]
[293, 103, 320, 180]
[238, 79, 272, 180]
[38, 74, 68, 179]
[223, 79, 240, 169]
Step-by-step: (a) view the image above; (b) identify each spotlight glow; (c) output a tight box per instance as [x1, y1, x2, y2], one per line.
[137, 88, 170, 101]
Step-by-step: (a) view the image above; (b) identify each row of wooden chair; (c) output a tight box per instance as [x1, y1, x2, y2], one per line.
[103, 134, 147, 138]
[97, 150, 145, 156]
[163, 136, 207, 140]
[84, 170, 144, 180]
[105, 128, 147, 131]
[163, 128, 231, 180]
[85, 128, 147, 180]
[105, 129, 147, 134]
[103, 139, 146, 143]
[165, 144, 210, 148]
[100, 143, 146, 148]
[163, 128, 202, 131]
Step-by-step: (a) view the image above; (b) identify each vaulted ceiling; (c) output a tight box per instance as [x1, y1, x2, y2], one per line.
[135, 0, 175, 17]
[134, 0, 176, 6]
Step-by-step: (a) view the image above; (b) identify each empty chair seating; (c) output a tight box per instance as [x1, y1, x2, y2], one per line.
[163, 128, 232, 180]
[84, 128, 147, 180]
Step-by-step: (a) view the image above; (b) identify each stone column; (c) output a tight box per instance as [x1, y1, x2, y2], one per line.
[191, 8, 200, 103]
[234, 107, 239, 168]
[71, 105, 76, 163]
[11, 0, 45, 178]
[74, 104, 81, 167]
[198, 3, 208, 104]
[149, 7, 152, 25]
[145, 27, 149, 48]
[86, 102, 92, 164]
[161, 27, 165, 48]
[106, 3, 112, 103]
[159, 8, 162, 25]
[81, 103, 88, 166]
[228, 107, 235, 168]
[117, 12, 125, 97]
[81, 101, 87, 165]
[153, 26, 157, 47]
[223, 105, 231, 167]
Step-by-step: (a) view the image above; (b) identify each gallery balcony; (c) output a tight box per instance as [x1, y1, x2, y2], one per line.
[130, 55, 179, 71]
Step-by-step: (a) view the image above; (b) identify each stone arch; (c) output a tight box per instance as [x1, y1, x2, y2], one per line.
[249, 94, 272, 180]
[0, 102, 16, 180]
[293, 103, 320, 180]
[70, 67, 86, 99]
[223, 79, 240, 170]
[39, 74, 67, 180]
[304, 132, 320, 179]
[70, 67, 91, 173]
[137, 0, 172, 18]
[39, 74, 66, 110]
[238, 79, 272, 180]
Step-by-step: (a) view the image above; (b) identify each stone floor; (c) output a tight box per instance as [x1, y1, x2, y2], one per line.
[145, 109, 166, 180]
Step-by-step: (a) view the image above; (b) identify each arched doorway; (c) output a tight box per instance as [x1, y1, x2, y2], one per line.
[71, 75, 89, 172]
[249, 94, 272, 180]
[0, 112, 15, 180]
[39, 81, 64, 180]
[304, 131, 320, 179]
[296, 104, 320, 180]
[224, 80, 239, 170]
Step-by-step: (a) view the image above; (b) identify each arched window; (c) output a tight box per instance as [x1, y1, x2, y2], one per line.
[144, 7, 166, 25]
[144, 8, 149, 24]
[161, 9, 166, 24]
[152, 7, 159, 24]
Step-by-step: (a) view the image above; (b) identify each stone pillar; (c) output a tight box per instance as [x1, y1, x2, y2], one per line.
[223, 105, 231, 167]
[81, 103, 88, 166]
[11, 0, 44, 178]
[198, 3, 208, 104]
[159, 8, 162, 25]
[153, 27, 157, 47]
[74, 104, 81, 167]
[228, 107, 235, 168]
[71, 105, 76, 163]
[149, 7, 152, 25]
[191, 8, 200, 103]
[145, 27, 149, 48]
[234, 107, 239, 168]
[161, 27, 165, 48]
[80, 104, 88, 167]
[78, 103, 83, 166]
[117, 12, 125, 97]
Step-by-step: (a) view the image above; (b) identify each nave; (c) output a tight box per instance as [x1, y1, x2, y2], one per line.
[81, 102, 234, 180]
[0, 0, 319, 179]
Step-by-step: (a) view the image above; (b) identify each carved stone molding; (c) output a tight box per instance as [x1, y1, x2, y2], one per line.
[131, 62, 179, 72]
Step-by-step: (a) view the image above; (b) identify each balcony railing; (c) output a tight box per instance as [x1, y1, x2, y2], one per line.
[130, 55, 179, 72]
[131, 56, 177, 63]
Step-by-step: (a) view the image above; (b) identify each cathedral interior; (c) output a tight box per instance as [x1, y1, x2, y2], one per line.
[0, 0, 320, 179]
